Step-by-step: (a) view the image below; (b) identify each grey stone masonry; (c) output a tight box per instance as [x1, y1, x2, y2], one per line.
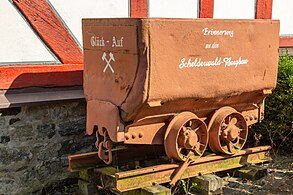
[0, 101, 95, 195]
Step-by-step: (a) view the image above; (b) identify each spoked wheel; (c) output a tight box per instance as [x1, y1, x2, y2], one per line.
[164, 112, 208, 162]
[208, 107, 248, 154]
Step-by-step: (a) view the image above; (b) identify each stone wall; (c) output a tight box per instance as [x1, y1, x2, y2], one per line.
[0, 101, 95, 195]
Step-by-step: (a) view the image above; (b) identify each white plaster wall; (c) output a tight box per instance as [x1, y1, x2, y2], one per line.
[49, 0, 129, 46]
[214, 0, 256, 19]
[149, 0, 199, 18]
[0, 1, 57, 65]
[272, 0, 293, 35]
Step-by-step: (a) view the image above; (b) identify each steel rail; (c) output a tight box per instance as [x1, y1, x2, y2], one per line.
[93, 146, 271, 192]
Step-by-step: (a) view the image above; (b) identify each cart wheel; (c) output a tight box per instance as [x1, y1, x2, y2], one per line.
[208, 107, 248, 154]
[164, 112, 208, 162]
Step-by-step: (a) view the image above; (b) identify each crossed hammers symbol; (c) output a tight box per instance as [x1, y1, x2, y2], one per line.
[102, 52, 115, 73]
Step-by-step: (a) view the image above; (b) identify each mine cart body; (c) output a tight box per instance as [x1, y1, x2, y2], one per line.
[82, 18, 279, 163]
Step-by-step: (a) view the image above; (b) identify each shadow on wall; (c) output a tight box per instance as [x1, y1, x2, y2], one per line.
[0, 69, 84, 108]
[5, 69, 83, 89]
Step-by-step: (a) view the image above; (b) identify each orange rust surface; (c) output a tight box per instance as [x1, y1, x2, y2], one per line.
[83, 19, 139, 107]
[82, 18, 279, 143]
[83, 18, 279, 118]
[86, 100, 124, 142]
[147, 19, 279, 103]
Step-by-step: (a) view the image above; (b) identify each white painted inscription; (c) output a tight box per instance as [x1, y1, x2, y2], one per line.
[205, 42, 219, 49]
[205, 44, 211, 49]
[112, 36, 124, 47]
[91, 36, 105, 47]
[102, 52, 115, 73]
[90, 36, 124, 47]
[179, 57, 248, 69]
[195, 27, 247, 69]
[202, 28, 234, 38]
[223, 57, 248, 68]
[212, 43, 219, 48]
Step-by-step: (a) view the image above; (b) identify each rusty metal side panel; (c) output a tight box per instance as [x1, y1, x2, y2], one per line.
[82, 19, 279, 123]
[147, 19, 279, 103]
[130, 91, 265, 122]
[82, 19, 142, 106]
[86, 100, 124, 142]
[120, 20, 150, 120]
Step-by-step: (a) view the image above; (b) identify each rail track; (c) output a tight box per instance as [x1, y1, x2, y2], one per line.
[68, 146, 271, 194]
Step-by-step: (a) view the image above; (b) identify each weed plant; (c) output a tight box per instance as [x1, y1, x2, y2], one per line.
[249, 52, 293, 154]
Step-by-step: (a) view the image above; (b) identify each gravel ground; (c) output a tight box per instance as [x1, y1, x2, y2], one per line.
[222, 155, 293, 195]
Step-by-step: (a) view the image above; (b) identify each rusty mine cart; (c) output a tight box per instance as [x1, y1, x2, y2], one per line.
[68, 18, 279, 193]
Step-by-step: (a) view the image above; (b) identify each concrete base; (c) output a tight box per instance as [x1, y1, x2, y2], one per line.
[78, 179, 97, 195]
[191, 174, 224, 195]
[141, 185, 171, 195]
[235, 165, 268, 181]
[123, 185, 171, 195]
